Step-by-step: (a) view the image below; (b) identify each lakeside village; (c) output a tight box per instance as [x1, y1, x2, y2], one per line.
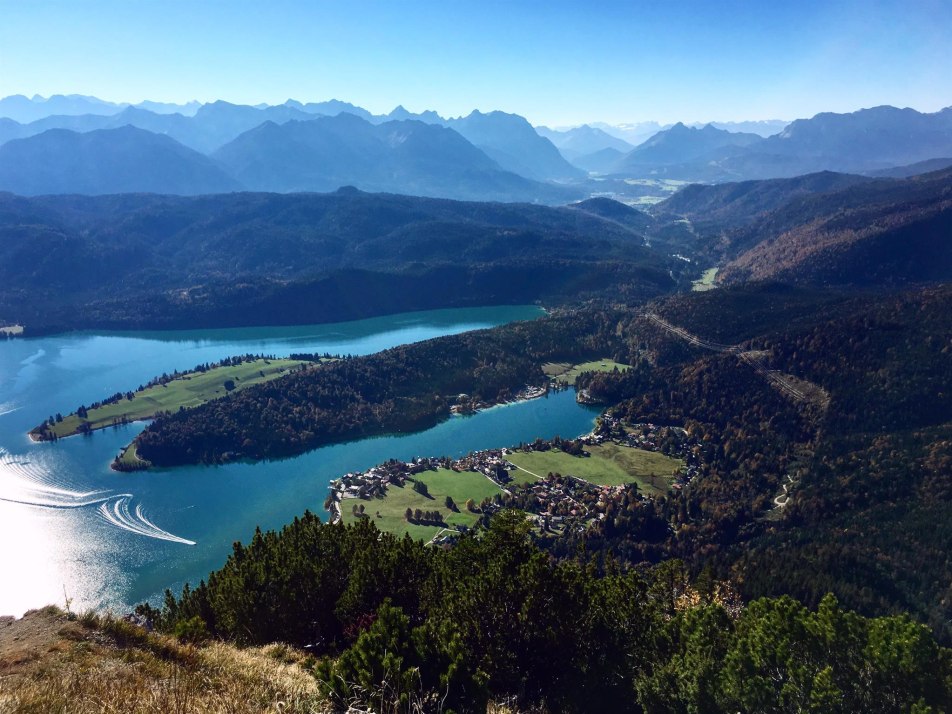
[326, 415, 701, 545]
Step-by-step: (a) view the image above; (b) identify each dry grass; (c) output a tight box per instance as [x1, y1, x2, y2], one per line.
[0, 608, 537, 713]
[0, 608, 325, 714]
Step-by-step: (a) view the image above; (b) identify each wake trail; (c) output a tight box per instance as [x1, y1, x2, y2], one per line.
[0, 447, 195, 545]
[98, 497, 196, 545]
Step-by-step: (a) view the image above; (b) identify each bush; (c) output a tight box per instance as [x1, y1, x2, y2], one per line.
[173, 615, 209, 644]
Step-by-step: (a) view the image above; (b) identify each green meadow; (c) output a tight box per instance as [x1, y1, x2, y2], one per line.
[542, 359, 630, 386]
[34, 358, 312, 439]
[506, 442, 682, 495]
[341, 467, 503, 541]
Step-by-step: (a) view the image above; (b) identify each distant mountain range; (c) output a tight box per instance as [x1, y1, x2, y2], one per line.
[535, 125, 635, 173]
[0, 125, 241, 195]
[212, 114, 572, 202]
[0, 114, 575, 202]
[0, 94, 200, 122]
[0, 95, 951, 198]
[602, 106, 952, 181]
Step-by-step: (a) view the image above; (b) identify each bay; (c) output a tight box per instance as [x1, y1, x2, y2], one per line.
[0, 306, 599, 616]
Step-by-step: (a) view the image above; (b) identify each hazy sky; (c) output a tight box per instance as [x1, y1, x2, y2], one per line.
[1, 0, 950, 126]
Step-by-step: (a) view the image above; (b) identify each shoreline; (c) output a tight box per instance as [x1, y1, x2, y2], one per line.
[326, 417, 693, 542]
[30, 416, 153, 444]
[16, 303, 548, 340]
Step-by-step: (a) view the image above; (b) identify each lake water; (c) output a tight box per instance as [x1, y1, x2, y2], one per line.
[0, 306, 599, 616]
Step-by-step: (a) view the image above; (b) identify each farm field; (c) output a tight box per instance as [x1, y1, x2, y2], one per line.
[542, 358, 630, 385]
[340, 467, 503, 540]
[506, 442, 682, 495]
[33, 358, 313, 439]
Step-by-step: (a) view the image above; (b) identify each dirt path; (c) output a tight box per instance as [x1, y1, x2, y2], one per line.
[0, 607, 83, 677]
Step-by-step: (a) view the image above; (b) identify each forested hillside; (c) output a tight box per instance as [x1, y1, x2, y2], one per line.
[125, 280, 952, 648]
[0, 190, 678, 333]
[575, 285, 952, 642]
[134, 310, 623, 465]
[651, 166, 952, 287]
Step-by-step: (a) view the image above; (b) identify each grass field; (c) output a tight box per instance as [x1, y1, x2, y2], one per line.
[36, 358, 312, 439]
[506, 443, 682, 495]
[692, 267, 719, 292]
[622, 178, 690, 206]
[341, 467, 503, 540]
[542, 359, 630, 386]
[115, 442, 150, 470]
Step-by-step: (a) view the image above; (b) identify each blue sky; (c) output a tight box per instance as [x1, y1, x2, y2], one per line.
[1, 0, 950, 126]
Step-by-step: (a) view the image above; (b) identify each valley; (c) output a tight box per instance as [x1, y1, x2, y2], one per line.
[0, 305, 598, 616]
[2, 80, 952, 712]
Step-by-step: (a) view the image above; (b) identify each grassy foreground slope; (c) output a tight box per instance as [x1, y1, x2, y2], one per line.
[0, 607, 322, 713]
[30, 358, 312, 440]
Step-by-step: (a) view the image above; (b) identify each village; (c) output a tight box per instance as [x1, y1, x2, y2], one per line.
[449, 384, 551, 414]
[327, 414, 701, 544]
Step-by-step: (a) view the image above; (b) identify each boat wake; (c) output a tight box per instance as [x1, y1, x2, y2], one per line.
[0, 402, 20, 418]
[0, 448, 195, 545]
[98, 497, 196, 545]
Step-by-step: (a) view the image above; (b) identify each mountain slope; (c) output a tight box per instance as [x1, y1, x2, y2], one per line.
[213, 114, 577, 202]
[613, 123, 763, 171]
[655, 171, 875, 231]
[0, 189, 679, 332]
[715, 168, 952, 285]
[569, 146, 626, 173]
[0, 126, 242, 196]
[447, 110, 583, 181]
[759, 105, 952, 172]
[608, 107, 952, 181]
[865, 157, 952, 178]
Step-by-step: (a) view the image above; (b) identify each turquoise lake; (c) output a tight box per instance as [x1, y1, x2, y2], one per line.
[0, 306, 599, 616]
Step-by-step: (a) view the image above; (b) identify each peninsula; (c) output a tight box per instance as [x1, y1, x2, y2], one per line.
[29, 355, 319, 443]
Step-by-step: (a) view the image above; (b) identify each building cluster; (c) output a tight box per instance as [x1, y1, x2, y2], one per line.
[450, 384, 549, 415]
[327, 417, 701, 538]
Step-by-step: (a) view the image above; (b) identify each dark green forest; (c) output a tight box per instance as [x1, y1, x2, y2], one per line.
[0, 190, 678, 333]
[134, 310, 625, 465]
[149, 513, 952, 713]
